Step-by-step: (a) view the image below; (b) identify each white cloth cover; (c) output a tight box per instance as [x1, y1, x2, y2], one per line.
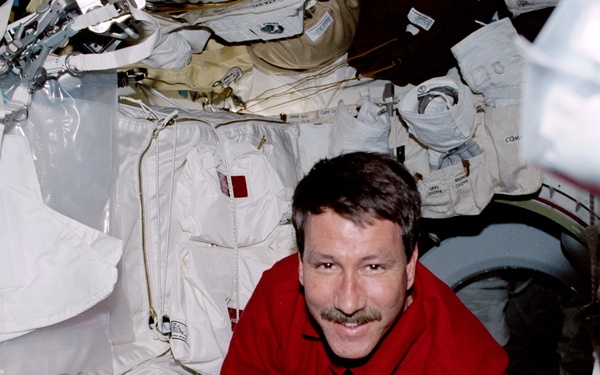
[398, 76, 478, 160]
[329, 98, 391, 157]
[179, 28, 212, 53]
[233, 53, 357, 117]
[141, 14, 212, 70]
[0, 135, 122, 341]
[451, 18, 524, 108]
[0, 302, 115, 374]
[142, 31, 193, 70]
[452, 19, 542, 194]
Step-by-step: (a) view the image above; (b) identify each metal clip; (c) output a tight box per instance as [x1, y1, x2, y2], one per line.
[212, 67, 243, 89]
[383, 82, 395, 116]
[117, 67, 148, 87]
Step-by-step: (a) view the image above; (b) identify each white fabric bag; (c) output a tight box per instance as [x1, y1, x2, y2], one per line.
[329, 98, 391, 158]
[451, 18, 524, 108]
[413, 153, 494, 218]
[452, 18, 542, 195]
[176, 135, 288, 248]
[0, 135, 122, 341]
[170, 224, 295, 373]
[112, 103, 300, 374]
[140, 14, 212, 70]
[392, 108, 495, 218]
[298, 122, 333, 175]
[398, 76, 478, 170]
[483, 104, 543, 195]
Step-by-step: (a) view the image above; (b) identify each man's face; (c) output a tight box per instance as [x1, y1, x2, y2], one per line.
[299, 209, 417, 360]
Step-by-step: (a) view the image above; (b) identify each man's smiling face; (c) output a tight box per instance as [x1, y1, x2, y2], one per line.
[299, 209, 417, 359]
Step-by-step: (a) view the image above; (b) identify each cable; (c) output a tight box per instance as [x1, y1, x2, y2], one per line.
[241, 38, 399, 113]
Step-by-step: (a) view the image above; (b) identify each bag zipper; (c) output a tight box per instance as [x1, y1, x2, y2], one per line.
[137, 112, 177, 340]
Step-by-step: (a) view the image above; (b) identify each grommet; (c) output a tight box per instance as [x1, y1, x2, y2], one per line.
[492, 62, 505, 74]
[65, 52, 83, 76]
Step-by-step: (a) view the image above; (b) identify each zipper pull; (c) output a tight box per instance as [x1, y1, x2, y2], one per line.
[152, 111, 178, 139]
[148, 307, 158, 329]
[257, 135, 267, 150]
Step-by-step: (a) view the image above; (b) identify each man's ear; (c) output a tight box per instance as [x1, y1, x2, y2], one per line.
[406, 246, 418, 291]
[298, 252, 304, 286]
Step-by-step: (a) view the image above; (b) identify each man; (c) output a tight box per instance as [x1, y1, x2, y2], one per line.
[221, 152, 508, 374]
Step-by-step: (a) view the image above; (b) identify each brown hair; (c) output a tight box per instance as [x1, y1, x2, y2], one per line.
[292, 152, 421, 259]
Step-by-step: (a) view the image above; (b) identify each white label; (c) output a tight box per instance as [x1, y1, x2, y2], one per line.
[286, 107, 338, 125]
[306, 11, 334, 42]
[407, 7, 435, 31]
[170, 321, 188, 342]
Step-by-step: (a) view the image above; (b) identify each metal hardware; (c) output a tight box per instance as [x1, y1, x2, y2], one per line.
[0, 0, 141, 90]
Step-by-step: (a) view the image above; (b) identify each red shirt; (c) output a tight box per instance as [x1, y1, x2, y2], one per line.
[221, 254, 508, 374]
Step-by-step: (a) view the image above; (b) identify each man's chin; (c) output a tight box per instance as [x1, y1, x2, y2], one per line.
[320, 321, 380, 359]
[327, 338, 377, 360]
[331, 347, 372, 360]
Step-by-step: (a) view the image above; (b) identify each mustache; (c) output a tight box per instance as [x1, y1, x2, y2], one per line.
[321, 308, 382, 325]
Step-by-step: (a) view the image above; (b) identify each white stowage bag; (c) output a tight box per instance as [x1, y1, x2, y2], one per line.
[111, 103, 299, 375]
[452, 18, 525, 108]
[176, 130, 289, 248]
[329, 98, 391, 158]
[482, 103, 543, 195]
[170, 224, 295, 372]
[451, 18, 542, 195]
[392, 102, 495, 219]
[398, 76, 478, 163]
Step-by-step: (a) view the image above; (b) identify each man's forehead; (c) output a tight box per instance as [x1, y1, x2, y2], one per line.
[303, 213, 406, 257]
[305, 210, 403, 232]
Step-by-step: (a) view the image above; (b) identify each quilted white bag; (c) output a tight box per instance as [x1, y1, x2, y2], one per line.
[111, 102, 300, 374]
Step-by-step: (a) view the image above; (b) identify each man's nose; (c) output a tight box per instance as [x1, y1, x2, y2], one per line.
[333, 271, 366, 315]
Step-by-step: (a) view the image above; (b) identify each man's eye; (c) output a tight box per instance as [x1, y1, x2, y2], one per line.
[367, 264, 382, 271]
[319, 263, 334, 269]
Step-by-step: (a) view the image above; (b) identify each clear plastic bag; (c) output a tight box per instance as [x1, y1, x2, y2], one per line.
[1, 71, 117, 231]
